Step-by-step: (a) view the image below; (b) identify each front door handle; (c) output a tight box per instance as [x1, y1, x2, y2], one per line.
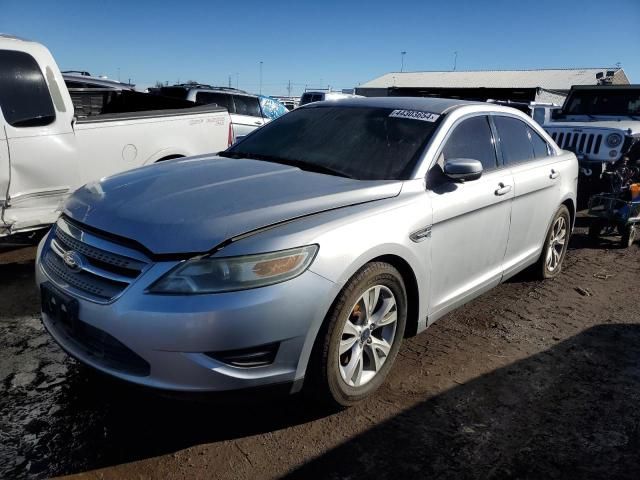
[550, 169, 560, 179]
[254, 121, 263, 125]
[495, 183, 512, 196]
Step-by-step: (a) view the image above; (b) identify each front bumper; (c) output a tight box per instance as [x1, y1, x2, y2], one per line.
[36, 239, 337, 393]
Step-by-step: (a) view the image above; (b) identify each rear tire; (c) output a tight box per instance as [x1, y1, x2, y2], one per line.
[536, 205, 571, 280]
[306, 262, 407, 408]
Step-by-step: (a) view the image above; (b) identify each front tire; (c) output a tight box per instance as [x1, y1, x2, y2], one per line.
[536, 205, 571, 279]
[306, 262, 407, 408]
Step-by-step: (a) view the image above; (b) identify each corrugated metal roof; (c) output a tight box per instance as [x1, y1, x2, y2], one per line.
[359, 68, 629, 89]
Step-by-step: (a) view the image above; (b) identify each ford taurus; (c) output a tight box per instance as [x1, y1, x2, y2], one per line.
[36, 97, 578, 406]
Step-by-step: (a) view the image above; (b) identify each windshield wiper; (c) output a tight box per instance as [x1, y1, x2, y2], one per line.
[218, 151, 353, 179]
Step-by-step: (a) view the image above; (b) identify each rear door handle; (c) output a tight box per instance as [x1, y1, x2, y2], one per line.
[550, 169, 560, 179]
[495, 183, 512, 196]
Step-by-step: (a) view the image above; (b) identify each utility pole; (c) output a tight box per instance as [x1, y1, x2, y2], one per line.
[117, 67, 121, 81]
[287, 80, 291, 97]
[259, 61, 263, 95]
[228, 75, 232, 88]
[453, 51, 458, 71]
[236, 73, 239, 89]
[401, 51, 406, 72]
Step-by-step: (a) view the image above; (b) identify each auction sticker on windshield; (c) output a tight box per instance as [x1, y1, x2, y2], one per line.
[389, 109, 440, 122]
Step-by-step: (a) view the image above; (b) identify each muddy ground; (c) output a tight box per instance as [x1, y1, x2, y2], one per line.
[1, 217, 639, 480]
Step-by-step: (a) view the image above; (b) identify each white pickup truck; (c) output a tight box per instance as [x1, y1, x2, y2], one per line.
[0, 35, 232, 238]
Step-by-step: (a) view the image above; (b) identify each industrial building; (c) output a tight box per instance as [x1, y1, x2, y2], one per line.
[355, 67, 630, 104]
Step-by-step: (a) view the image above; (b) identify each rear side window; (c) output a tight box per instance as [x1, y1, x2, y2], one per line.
[529, 128, 551, 158]
[232, 95, 261, 117]
[494, 116, 534, 165]
[495, 116, 552, 164]
[195, 92, 232, 111]
[441, 116, 498, 171]
[0, 50, 56, 127]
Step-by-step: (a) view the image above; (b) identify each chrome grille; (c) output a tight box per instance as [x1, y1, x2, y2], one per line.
[549, 131, 603, 155]
[54, 226, 144, 271]
[41, 217, 150, 302]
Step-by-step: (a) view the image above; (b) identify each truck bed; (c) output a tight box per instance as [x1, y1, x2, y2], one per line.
[70, 89, 226, 121]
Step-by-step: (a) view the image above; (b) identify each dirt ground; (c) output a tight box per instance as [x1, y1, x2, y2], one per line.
[1, 217, 639, 480]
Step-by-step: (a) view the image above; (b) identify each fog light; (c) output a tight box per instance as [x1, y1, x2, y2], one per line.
[206, 342, 279, 367]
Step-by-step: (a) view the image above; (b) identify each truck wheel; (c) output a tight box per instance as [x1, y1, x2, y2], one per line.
[621, 225, 637, 248]
[306, 262, 407, 408]
[536, 205, 571, 280]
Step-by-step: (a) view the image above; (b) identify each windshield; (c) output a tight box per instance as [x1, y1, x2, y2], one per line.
[562, 90, 640, 116]
[226, 106, 439, 180]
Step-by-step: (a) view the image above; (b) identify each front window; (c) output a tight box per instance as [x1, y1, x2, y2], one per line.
[225, 105, 440, 180]
[441, 116, 498, 171]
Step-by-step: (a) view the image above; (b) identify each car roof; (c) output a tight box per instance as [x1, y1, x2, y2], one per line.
[300, 96, 485, 114]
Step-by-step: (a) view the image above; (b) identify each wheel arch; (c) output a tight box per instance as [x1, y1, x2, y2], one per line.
[368, 254, 421, 338]
[562, 197, 575, 229]
[143, 147, 191, 165]
[155, 154, 184, 163]
[297, 252, 422, 394]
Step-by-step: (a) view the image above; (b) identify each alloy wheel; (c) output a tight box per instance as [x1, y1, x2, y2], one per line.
[546, 215, 567, 272]
[338, 285, 398, 387]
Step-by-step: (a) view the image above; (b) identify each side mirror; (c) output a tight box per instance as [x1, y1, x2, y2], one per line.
[444, 158, 483, 182]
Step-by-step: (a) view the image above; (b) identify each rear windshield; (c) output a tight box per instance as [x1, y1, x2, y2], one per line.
[227, 106, 439, 180]
[157, 87, 189, 100]
[563, 90, 640, 116]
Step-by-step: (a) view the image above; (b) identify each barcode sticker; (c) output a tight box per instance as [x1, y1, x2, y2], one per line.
[389, 109, 440, 122]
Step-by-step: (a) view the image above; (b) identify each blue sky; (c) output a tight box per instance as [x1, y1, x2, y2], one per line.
[2, 0, 638, 95]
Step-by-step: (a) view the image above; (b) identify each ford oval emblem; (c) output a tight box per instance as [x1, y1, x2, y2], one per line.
[63, 251, 84, 272]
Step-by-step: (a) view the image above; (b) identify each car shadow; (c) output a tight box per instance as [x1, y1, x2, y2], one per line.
[284, 324, 640, 480]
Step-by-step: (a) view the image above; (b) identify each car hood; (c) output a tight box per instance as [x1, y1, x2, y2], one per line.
[63, 155, 402, 255]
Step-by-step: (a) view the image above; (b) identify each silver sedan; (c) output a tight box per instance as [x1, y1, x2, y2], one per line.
[36, 97, 577, 406]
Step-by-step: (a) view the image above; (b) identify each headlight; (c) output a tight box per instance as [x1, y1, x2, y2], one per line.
[148, 245, 318, 294]
[606, 133, 623, 148]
